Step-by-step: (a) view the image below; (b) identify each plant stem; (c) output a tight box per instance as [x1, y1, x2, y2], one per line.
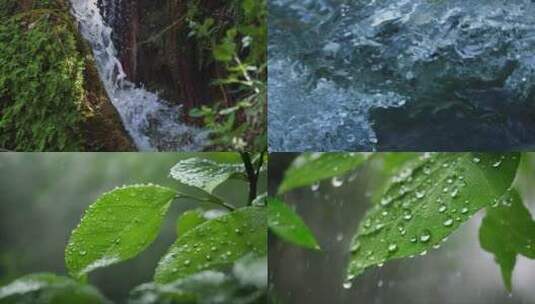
[241, 152, 258, 205]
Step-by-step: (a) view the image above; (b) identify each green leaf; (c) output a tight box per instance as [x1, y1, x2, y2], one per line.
[176, 209, 207, 237]
[170, 158, 246, 194]
[130, 256, 266, 304]
[0, 273, 108, 304]
[479, 189, 535, 292]
[268, 197, 320, 250]
[346, 153, 520, 282]
[278, 153, 372, 194]
[371, 153, 420, 204]
[65, 185, 177, 280]
[154, 207, 267, 284]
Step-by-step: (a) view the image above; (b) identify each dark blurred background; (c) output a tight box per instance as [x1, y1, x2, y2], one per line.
[269, 153, 535, 304]
[0, 152, 266, 303]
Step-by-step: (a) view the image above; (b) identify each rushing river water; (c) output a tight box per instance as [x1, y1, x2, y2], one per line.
[70, 0, 207, 151]
[268, 0, 535, 151]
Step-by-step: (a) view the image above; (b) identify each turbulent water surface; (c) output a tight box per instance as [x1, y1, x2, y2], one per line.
[70, 0, 207, 151]
[269, 0, 535, 151]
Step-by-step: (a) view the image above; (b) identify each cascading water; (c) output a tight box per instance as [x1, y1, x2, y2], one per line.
[269, 0, 535, 151]
[69, 0, 207, 151]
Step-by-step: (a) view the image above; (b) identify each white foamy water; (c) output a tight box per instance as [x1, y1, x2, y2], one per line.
[69, 0, 207, 151]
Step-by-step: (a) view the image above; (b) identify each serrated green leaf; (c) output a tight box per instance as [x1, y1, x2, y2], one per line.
[170, 158, 246, 194]
[0, 273, 109, 304]
[65, 185, 177, 280]
[176, 209, 207, 237]
[479, 189, 535, 292]
[154, 207, 267, 284]
[268, 197, 320, 250]
[278, 153, 372, 194]
[346, 153, 520, 282]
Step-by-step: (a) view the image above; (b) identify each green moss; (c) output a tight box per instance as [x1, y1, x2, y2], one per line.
[0, 1, 87, 151]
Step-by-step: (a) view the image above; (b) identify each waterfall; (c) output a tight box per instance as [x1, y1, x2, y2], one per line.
[69, 0, 207, 151]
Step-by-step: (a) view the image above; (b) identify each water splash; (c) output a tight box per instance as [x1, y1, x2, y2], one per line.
[269, 0, 535, 151]
[70, 0, 207, 151]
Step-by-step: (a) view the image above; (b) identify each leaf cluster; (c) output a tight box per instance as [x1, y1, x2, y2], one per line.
[0, 153, 267, 303]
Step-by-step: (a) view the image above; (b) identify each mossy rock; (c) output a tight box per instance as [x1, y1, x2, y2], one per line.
[0, 0, 135, 151]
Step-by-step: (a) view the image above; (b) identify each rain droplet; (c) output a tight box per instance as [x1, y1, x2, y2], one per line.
[443, 218, 454, 227]
[331, 177, 344, 187]
[420, 230, 431, 243]
[403, 211, 413, 221]
[461, 207, 469, 214]
[388, 243, 398, 253]
[380, 196, 393, 207]
[438, 205, 447, 213]
[350, 241, 360, 254]
[343, 281, 353, 289]
[416, 191, 425, 199]
[472, 157, 481, 163]
[311, 183, 320, 191]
